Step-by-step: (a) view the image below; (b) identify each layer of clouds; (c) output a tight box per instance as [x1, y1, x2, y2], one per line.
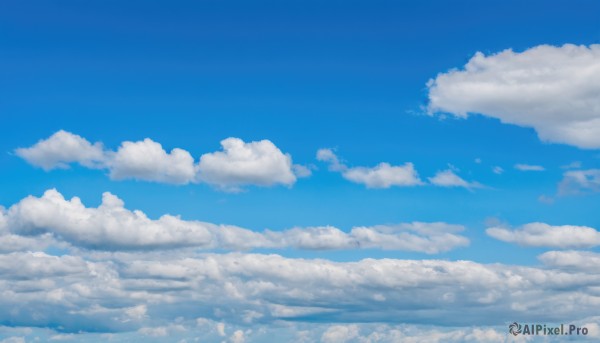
[0, 322, 538, 342]
[317, 149, 478, 189]
[427, 44, 600, 149]
[2, 189, 468, 253]
[2, 249, 600, 338]
[15, 131, 306, 190]
[487, 222, 600, 248]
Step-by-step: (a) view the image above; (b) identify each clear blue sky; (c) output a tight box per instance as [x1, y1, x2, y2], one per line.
[1, 1, 599, 341]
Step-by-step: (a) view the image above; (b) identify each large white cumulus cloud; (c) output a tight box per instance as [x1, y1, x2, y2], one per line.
[15, 130, 106, 170]
[196, 137, 297, 191]
[6, 189, 214, 250]
[428, 44, 600, 149]
[15, 131, 306, 189]
[108, 138, 197, 184]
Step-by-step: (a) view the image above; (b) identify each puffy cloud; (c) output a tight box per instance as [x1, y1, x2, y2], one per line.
[3, 189, 468, 253]
[427, 44, 600, 149]
[6, 189, 214, 250]
[320, 325, 359, 343]
[317, 149, 423, 188]
[16, 131, 304, 189]
[108, 139, 196, 184]
[15, 130, 105, 170]
[428, 170, 481, 189]
[487, 222, 600, 248]
[538, 250, 600, 270]
[514, 164, 545, 172]
[558, 169, 600, 195]
[342, 162, 423, 189]
[196, 138, 297, 191]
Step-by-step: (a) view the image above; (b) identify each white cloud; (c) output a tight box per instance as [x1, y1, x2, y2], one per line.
[3, 189, 468, 253]
[347, 222, 469, 253]
[196, 137, 297, 191]
[428, 170, 480, 189]
[539, 250, 600, 270]
[217, 322, 226, 336]
[108, 139, 196, 184]
[229, 330, 246, 343]
[487, 222, 600, 248]
[320, 325, 359, 343]
[317, 149, 423, 188]
[427, 44, 600, 149]
[138, 327, 168, 337]
[558, 169, 600, 195]
[16, 131, 304, 189]
[276, 223, 469, 253]
[342, 162, 423, 188]
[514, 164, 545, 172]
[492, 166, 504, 175]
[6, 189, 214, 250]
[316, 149, 347, 172]
[15, 130, 105, 170]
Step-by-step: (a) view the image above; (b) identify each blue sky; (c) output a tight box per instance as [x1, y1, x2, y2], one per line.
[1, 1, 600, 342]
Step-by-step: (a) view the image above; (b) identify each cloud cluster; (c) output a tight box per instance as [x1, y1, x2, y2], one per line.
[3, 187, 600, 341]
[427, 44, 600, 149]
[487, 222, 600, 248]
[317, 149, 479, 189]
[16, 131, 306, 190]
[2, 189, 468, 253]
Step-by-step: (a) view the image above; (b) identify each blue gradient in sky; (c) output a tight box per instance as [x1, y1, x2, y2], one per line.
[1, 0, 599, 268]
